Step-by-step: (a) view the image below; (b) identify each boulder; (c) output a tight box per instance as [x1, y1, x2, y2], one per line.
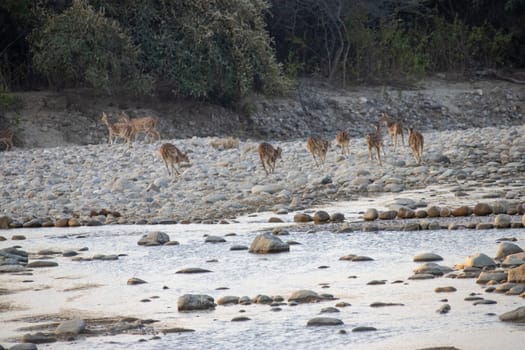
[502, 252, 525, 267]
[249, 233, 289, 254]
[413, 253, 443, 262]
[463, 253, 496, 268]
[507, 264, 525, 283]
[451, 206, 471, 217]
[473, 203, 492, 216]
[306, 317, 344, 326]
[177, 294, 215, 311]
[363, 209, 378, 221]
[494, 214, 511, 228]
[427, 206, 441, 218]
[476, 271, 508, 284]
[313, 211, 330, 224]
[495, 242, 523, 260]
[397, 207, 415, 219]
[499, 307, 525, 323]
[294, 213, 313, 223]
[137, 231, 170, 246]
[288, 290, 322, 303]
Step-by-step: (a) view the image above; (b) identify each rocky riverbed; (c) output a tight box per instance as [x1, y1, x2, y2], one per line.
[1, 78, 525, 349]
[0, 122, 525, 228]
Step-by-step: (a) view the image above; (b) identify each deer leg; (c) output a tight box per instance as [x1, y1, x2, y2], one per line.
[401, 132, 405, 147]
[376, 146, 382, 166]
[163, 159, 172, 176]
[261, 160, 269, 175]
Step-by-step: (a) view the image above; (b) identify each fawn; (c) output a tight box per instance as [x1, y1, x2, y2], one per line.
[306, 135, 330, 167]
[366, 122, 385, 166]
[159, 143, 189, 176]
[380, 112, 405, 151]
[99, 112, 133, 147]
[407, 127, 424, 164]
[335, 129, 350, 156]
[119, 112, 160, 143]
[0, 129, 14, 151]
[258, 142, 282, 175]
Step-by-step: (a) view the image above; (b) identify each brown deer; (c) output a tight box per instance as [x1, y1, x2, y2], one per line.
[258, 142, 282, 175]
[119, 111, 160, 143]
[159, 143, 189, 176]
[365, 122, 385, 166]
[306, 135, 330, 167]
[0, 129, 14, 151]
[99, 112, 133, 147]
[407, 127, 424, 164]
[380, 112, 405, 151]
[335, 129, 350, 156]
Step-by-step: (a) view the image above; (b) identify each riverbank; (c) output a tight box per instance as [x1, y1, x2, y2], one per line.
[1, 122, 525, 230]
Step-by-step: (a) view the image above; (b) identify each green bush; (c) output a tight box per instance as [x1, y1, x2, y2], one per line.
[92, 0, 289, 105]
[29, 0, 153, 95]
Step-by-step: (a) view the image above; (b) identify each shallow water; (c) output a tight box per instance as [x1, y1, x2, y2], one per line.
[1, 214, 524, 350]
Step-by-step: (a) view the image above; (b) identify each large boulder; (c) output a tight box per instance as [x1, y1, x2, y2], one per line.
[507, 264, 525, 283]
[493, 214, 511, 228]
[363, 209, 378, 221]
[499, 307, 525, 323]
[249, 233, 289, 254]
[137, 231, 170, 246]
[463, 253, 496, 268]
[473, 203, 492, 216]
[313, 211, 330, 224]
[288, 290, 322, 303]
[494, 242, 523, 260]
[177, 294, 215, 311]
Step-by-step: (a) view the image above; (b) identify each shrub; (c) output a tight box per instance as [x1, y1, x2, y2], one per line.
[29, 0, 153, 95]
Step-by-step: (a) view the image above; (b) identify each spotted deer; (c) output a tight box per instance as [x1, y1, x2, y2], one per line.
[365, 122, 385, 166]
[258, 142, 282, 175]
[0, 129, 14, 151]
[380, 112, 405, 151]
[407, 127, 424, 164]
[335, 129, 350, 156]
[159, 143, 189, 176]
[119, 112, 160, 143]
[99, 112, 133, 147]
[306, 135, 330, 167]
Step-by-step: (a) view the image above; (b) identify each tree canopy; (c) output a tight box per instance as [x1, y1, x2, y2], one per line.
[0, 0, 524, 103]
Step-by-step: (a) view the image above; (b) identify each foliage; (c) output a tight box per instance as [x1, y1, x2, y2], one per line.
[0, 0, 524, 100]
[29, 0, 153, 95]
[0, 92, 23, 111]
[91, 0, 289, 105]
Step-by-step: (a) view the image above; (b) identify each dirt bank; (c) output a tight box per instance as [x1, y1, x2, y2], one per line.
[1, 75, 524, 150]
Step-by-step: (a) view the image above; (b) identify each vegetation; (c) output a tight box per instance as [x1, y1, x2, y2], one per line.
[0, 0, 524, 104]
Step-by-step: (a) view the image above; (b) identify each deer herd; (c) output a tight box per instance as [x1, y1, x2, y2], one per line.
[1, 110, 424, 177]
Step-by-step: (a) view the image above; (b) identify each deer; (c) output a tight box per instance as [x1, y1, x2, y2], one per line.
[0, 129, 14, 151]
[159, 143, 189, 176]
[407, 127, 424, 164]
[365, 122, 385, 166]
[99, 112, 133, 147]
[306, 135, 330, 167]
[119, 111, 160, 143]
[380, 112, 405, 151]
[258, 142, 282, 175]
[335, 129, 350, 156]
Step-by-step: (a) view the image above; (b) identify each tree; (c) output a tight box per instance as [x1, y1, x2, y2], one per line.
[29, 0, 152, 95]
